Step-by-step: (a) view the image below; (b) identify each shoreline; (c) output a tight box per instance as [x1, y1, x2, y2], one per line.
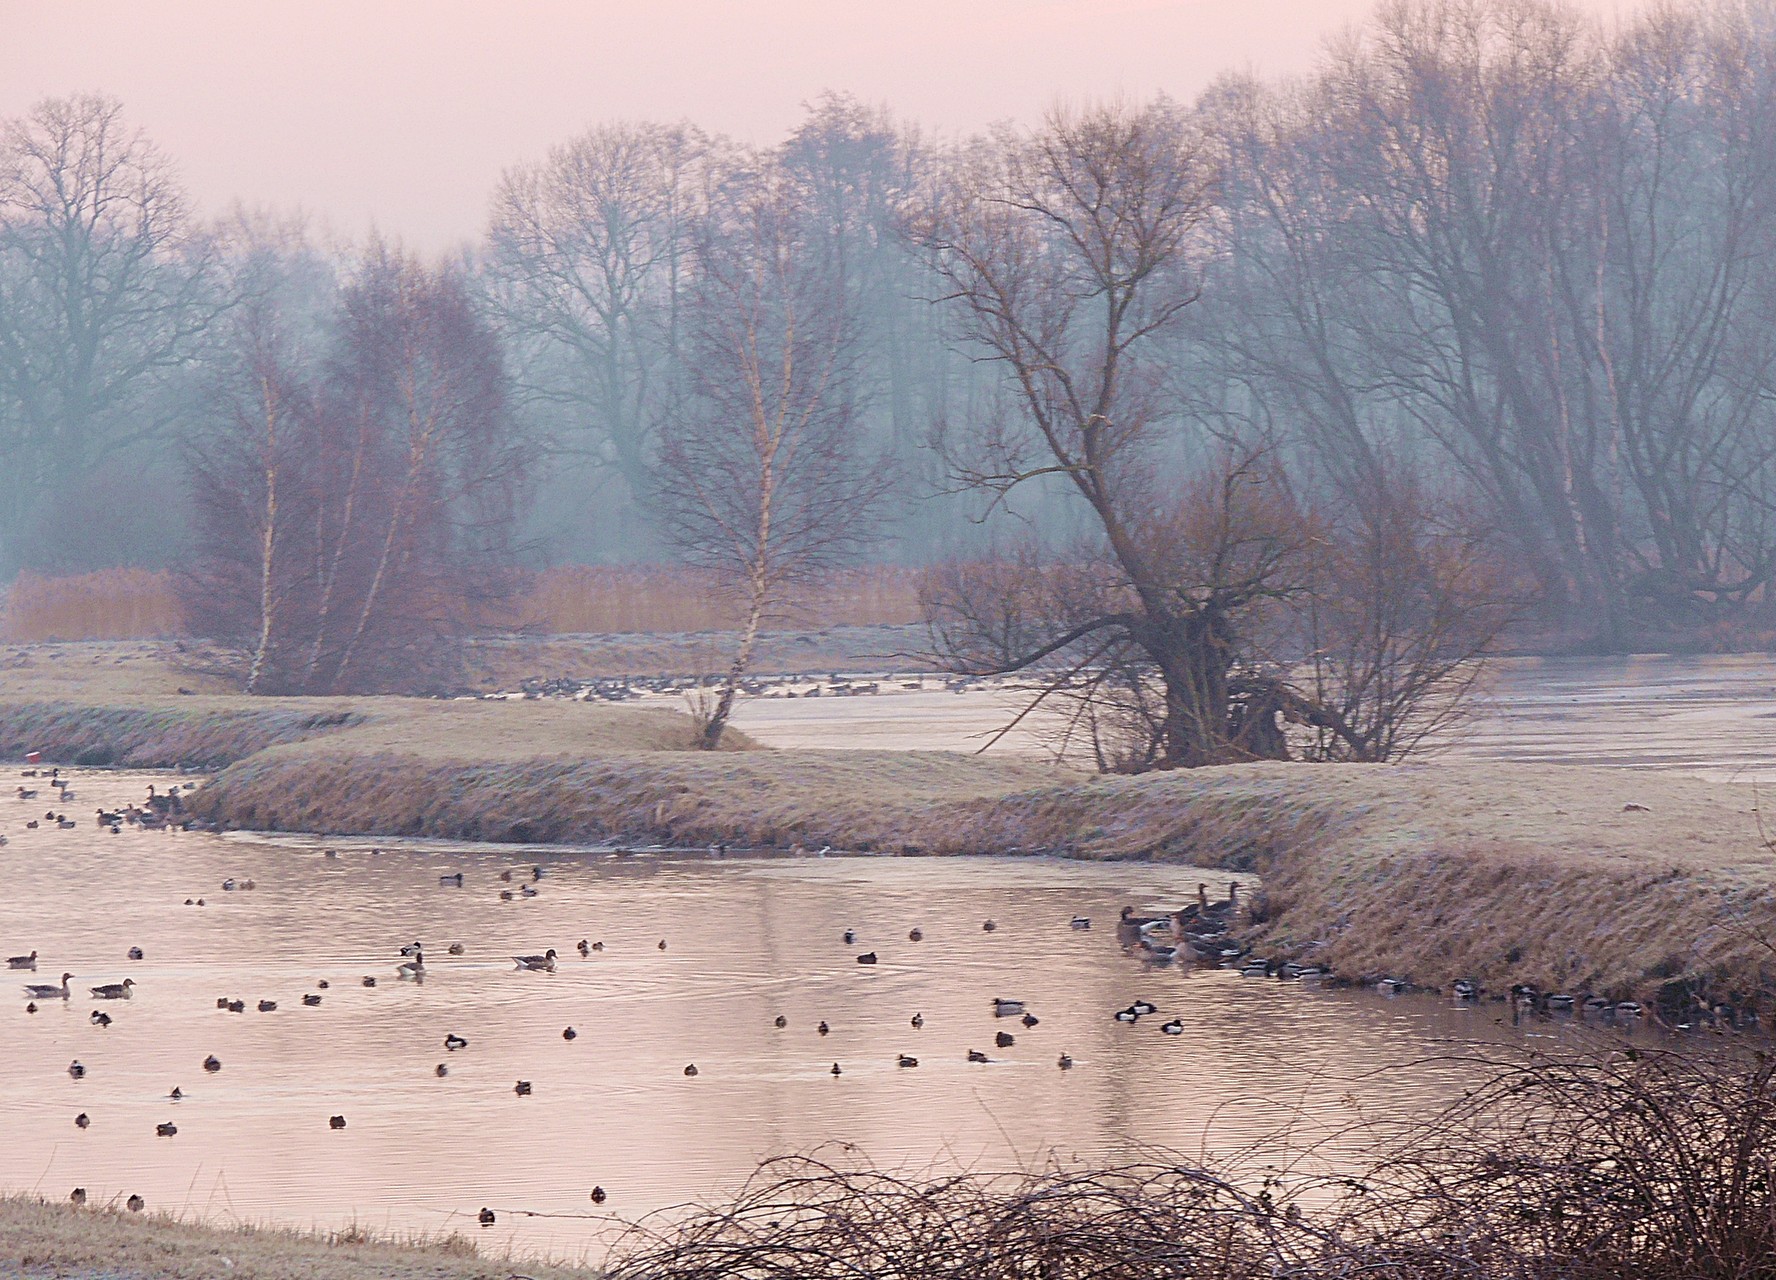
[3, 695, 1774, 1016]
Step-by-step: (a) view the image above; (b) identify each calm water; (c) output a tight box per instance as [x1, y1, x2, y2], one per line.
[0, 770, 1601, 1259]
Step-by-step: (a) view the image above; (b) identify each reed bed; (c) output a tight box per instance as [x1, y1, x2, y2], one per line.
[513, 564, 924, 634]
[0, 568, 184, 642]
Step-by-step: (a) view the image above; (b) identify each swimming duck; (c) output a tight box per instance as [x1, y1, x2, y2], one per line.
[435, 1063, 449, 1077]
[1453, 979, 1479, 1000]
[68, 1060, 86, 1078]
[830, 1063, 841, 1076]
[399, 942, 423, 957]
[817, 1020, 830, 1036]
[221, 879, 236, 891]
[1546, 994, 1576, 1012]
[91, 979, 135, 1000]
[71, 1187, 88, 1205]
[658, 939, 667, 950]
[499, 890, 514, 901]
[127, 947, 143, 961]
[519, 885, 538, 898]
[204, 1056, 221, 1072]
[683, 1064, 698, 1077]
[577, 940, 590, 957]
[499, 870, 514, 883]
[563, 1026, 577, 1040]
[992, 999, 1024, 1016]
[910, 1013, 924, 1029]
[444, 1033, 468, 1051]
[447, 943, 464, 955]
[514, 1080, 532, 1096]
[1021, 1012, 1039, 1028]
[855, 952, 878, 965]
[982, 920, 997, 933]
[842, 929, 856, 944]
[223, 999, 245, 1013]
[1377, 978, 1409, 996]
[25, 973, 73, 1000]
[169, 1087, 183, 1100]
[478, 1208, 495, 1226]
[590, 1186, 607, 1204]
[1131, 999, 1157, 1016]
[995, 1030, 1015, 1048]
[512, 949, 557, 971]
[329, 1114, 346, 1129]
[74, 1113, 89, 1129]
[126, 1194, 144, 1212]
[1161, 1019, 1184, 1035]
[908, 928, 923, 942]
[773, 1015, 787, 1028]
[24, 1002, 35, 1013]
[90, 1010, 111, 1027]
[1114, 1006, 1140, 1023]
[967, 1049, 989, 1063]
[303, 993, 322, 1006]
[7, 950, 37, 970]
[439, 873, 464, 887]
[258, 999, 277, 1012]
[590, 941, 604, 952]
[897, 1054, 918, 1068]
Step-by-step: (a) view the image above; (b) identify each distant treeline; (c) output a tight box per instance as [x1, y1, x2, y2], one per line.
[3, 0, 1776, 656]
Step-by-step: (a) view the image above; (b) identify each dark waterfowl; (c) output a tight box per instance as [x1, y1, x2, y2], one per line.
[856, 952, 878, 965]
[967, 1049, 989, 1063]
[995, 1031, 1015, 1048]
[444, 1033, 468, 1051]
[563, 1026, 577, 1040]
[683, 1063, 699, 1077]
[514, 1080, 532, 1096]
[897, 1054, 918, 1068]
[74, 1112, 89, 1129]
[330, 1114, 347, 1129]
[203, 1056, 221, 1072]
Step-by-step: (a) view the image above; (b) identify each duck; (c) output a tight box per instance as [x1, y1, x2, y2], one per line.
[1114, 1006, 1140, 1023]
[842, 929, 856, 944]
[361, 976, 377, 987]
[68, 1060, 86, 1078]
[514, 1080, 533, 1096]
[90, 1010, 111, 1027]
[126, 1194, 144, 1213]
[257, 999, 277, 1012]
[127, 947, 144, 961]
[590, 1186, 608, 1204]
[1021, 1012, 1039, 1028]
[773, 1015, 787, 1029]
[590, 940, 604, 952]
[24, 973, 73, 1000]
[855, 952, 878, 965]
[577, 940, 590, 957]
[74, 1113, 89, 1129]
[967, 1049, 989, 1063]
[1453, 979, 1480, 1000]
[897, 1054, 919, 1068]
[512, 949, 557, 971]
[444, 1033, 468, 1051]
[1069, 916, 1091, 930]
[995, 1030, 1015, 1048]
[438, 873, 464, 887]
[1377, 978, 1409, 995]
[447, 943, 464, 955]
[224, 999, 245, 1013]
[24, 1001, 35, 1013]
[563, 1026, 577, 1040]
[203, 1056, 221, 1072]
[7, 950, 37, 970]
[1161, 1019, 1184, 1035]
[1241, 959, 1273, 978]
[830, 1062, 842, 1076]
[991, 998, 1024, 1016]
[1057, 1052, 1074, 1070]
[908, 928, 923, 942]
[519, 884, 538, 898]
[657, 939, 667, 951]
[910, 1013, 924, 1029]
[982, 920, 997, 933]
[71, 1188, 88, 1205]
[817, 1020, 830, 1036]
[478, 1208, 496, 1227]
[1130, 999, 1157, 1016]
[329, 1114, 347, 1129]
[1546, 993, 1577, 1012]
[303, 993, 322, 1006]
[91, 979, 135, 1000]
[156, 1122, 176, 1137]
[435, 1063, 449, 1077]
[169, 1087, 183, 1100]
[1140, 940, 1180, 964]
[399, 941, 423, 957]
[683, 1064, 699, 1077]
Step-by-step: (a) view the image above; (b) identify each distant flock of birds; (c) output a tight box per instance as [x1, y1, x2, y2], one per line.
[497, 671, 997, 704]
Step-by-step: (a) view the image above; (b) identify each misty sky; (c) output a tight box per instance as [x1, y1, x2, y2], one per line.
[3, 0, 1643, 253]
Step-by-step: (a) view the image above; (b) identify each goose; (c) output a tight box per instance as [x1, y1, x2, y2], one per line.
[1140, 940, 1181, 964]
[991, 998, 1024, 1016]
[1161, 1019, 1184, 1035]
[7, 950, 36, 970]
[25, 973, 72, 1000]
[967, 1049, 989, 1063]
[512, 949, 557, 971]
[91, 979, 135, 1000]
[1057, 1052, 1074, 1070]
[203, 1056, 221, 1072]
[329, 1114, 346, 1129]
[1069, 916, 1091, 930]
[444, 1033, 468, 1051]
[396, 951, 425, 979]
[68, 1060, 86, 1078]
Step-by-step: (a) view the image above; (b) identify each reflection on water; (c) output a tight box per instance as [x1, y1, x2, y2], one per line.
[0, 771, 1603, 1258]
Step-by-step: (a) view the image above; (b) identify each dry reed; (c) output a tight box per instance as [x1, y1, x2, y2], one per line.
[512, 564, 923, 634]
[0, 568, 183, 642]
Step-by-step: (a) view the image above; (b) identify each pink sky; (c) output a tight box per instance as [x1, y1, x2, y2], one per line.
[0, 0, 1643, 252]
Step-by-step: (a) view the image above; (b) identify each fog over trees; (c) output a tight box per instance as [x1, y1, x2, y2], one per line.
[4, 0, 1776, 673]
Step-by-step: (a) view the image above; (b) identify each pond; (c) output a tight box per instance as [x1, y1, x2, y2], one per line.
[0, 769, 1610, 1259]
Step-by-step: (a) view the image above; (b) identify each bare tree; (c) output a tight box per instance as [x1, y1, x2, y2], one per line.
[0, 94, 220, 568]
[657, 163, 891, 749]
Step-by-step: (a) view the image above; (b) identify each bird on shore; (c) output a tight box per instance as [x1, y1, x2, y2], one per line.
[24, 973, 72, 1000]
[7, 950, 36, 970]
[512, 949, 557, 971]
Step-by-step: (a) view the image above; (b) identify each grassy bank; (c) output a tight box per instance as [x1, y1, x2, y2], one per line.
[0, 1194, 597, 1280]
[5, 643, 1776, 1013]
